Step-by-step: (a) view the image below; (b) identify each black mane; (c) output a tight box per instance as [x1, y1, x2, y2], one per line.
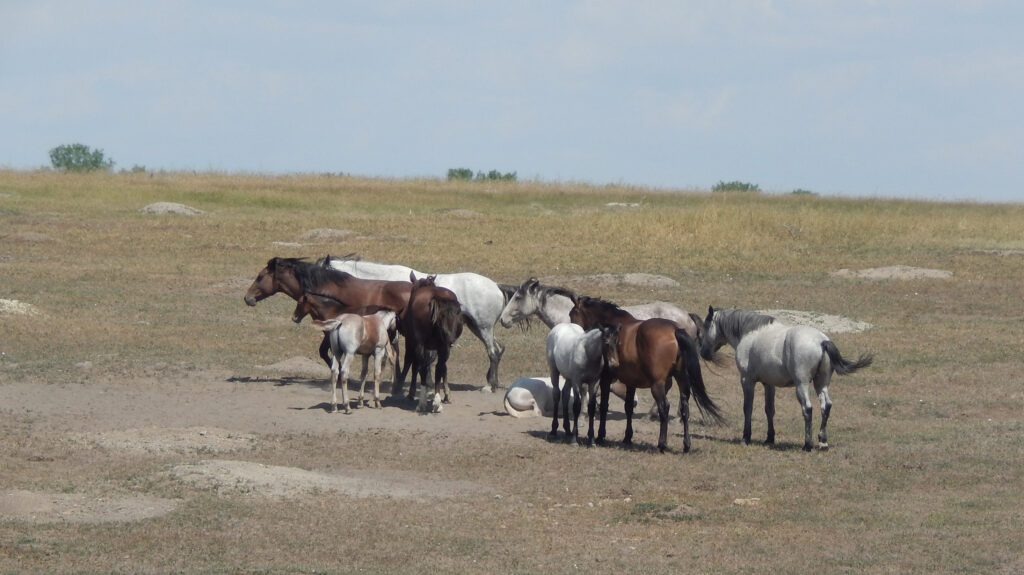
[269, 257, 353, 293]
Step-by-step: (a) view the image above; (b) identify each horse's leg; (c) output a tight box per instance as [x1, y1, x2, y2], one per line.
[355, 355, 370, 408]
[586, 383, 598, 446]
[319, 335, 333, 369]
[338, 352, 353, 414]
[596, 375, 611, 445]
[651, 383, 671, 453]
[548, 369, 561, 439]
[403, 344, 419, 401]
[764, 384, 776, 445]
[675, 376, 691, 452]
[622, 386, 637, 446]
[465, 320, 504, 393]
[814, 372, 834, 449]
[741, 375, 757, 445]
[329, 357, 341, 413]
[569, 380, 582, 446]
[794, 381, 815, 451]
[437, 345, 452, 405]
[371, 349, 384, 408]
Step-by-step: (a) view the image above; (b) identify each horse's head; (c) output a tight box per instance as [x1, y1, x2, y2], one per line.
[699, 306, 727, 360]
[244, 257, 304, 305]
[570, 296, 612, 329]
[600, 323, 621, 372]
[500, 277, 540, 327]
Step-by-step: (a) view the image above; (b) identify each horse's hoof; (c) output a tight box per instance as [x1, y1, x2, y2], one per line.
[803, 443, 813, 452]
[594, 437, 606, 446]
[479, 386, 494, 394]
[818, 442, 830, 451]
[683, 443, 691, 453]
[658, 445, 667, 453]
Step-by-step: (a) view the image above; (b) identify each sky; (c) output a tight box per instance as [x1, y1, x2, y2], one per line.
[2, 1, 1022, 203]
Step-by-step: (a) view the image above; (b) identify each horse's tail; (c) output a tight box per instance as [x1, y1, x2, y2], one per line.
[822, 341, 874, 375]
[430, 298, 464, 344]
[675, 330, 726, 425]
[311, 318, 342, 332]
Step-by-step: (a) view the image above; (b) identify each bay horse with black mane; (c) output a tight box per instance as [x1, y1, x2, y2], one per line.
[570, 296, 725, 453]
[243, 257, 411, 371]
[401, 273, 464, 413]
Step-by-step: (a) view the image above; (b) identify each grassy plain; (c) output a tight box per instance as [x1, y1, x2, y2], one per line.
[1, 170, 1022, 574]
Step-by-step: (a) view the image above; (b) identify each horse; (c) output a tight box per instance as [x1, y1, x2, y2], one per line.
[243, 257, 411, 372]
[321, 254, 513, 392]
[570, 296, 724, 453]
[699, 306, 873, 451]
[545, 323, 619, 446]
[291, 293, 398, 413]
[503, 377, 578, 418]
[499, 277, 703, 338]
[401, 273, 464, 413]
[500, 277, 704, 418]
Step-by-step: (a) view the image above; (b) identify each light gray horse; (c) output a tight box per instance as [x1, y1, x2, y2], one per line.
[699, 306, 873, 451]
[499, 277, 702, 339]
[545, 323, 618, 446]
[321, 255, 511, 392]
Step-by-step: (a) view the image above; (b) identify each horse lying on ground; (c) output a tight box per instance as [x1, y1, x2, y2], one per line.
[504, 377, 574, 418]
[401, 274, 463, 413]
[321, 254, 512, 392]
[292, 293, 398, 413]
[571, 296, 725, 453]
[700, 306, 873, 451]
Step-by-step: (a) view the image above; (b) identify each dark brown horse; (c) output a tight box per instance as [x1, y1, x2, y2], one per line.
[401, 273, 463, 413]
[570, 296, 724, 452]
[244, 257, 411, 370]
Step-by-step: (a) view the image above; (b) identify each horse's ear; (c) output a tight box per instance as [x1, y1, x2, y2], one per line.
[409, 271, 417, 282]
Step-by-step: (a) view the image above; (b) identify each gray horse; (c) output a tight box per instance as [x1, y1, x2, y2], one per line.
[700, 306, 873, 451]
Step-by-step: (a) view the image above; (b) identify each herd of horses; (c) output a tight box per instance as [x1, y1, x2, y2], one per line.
[244, 255, 873, 452]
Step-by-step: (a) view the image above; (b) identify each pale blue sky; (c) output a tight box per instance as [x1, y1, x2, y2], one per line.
[2, 1, 1022, 203]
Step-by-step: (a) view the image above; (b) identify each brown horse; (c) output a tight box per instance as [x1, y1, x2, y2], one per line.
[570, 296, 724, 453]
[401, 273, 463, 413]
[244, 257, 411, 371]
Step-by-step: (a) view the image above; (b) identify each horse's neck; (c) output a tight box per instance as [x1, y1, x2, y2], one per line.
[539, 293, 575, 327]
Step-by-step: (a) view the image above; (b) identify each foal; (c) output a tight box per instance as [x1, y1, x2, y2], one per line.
[293, 293, 397, 413]
[401, 274, 464, 413]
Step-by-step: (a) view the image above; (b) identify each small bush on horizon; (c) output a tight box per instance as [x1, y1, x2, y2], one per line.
[712, 180, 760, 193]
[447, 168, 517, 182]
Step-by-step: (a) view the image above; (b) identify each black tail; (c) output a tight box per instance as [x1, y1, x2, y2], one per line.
[675, 330, 726, 425]
[822, 341, 873, 375]
[430, 298, 464, 345]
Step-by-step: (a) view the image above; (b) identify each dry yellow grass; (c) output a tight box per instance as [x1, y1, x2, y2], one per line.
[1, 170, 1022, 574]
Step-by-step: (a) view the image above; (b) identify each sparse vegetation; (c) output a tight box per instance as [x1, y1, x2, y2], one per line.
[712, 180, 760, 193]
[447, 167, 517, 182]
[0, 169, 1022, 574]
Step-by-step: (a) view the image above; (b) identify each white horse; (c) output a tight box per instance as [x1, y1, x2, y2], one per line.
[699, 306, 873, 451]
[309, 310, 398, 414]
[545, 323, 618, 446]
[500, 277, 701, 336]
[502, 377, 579, 418]
[321, 255, 510, 392]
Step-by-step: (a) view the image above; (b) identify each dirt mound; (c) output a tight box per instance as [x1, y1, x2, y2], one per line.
[556, 273, 680, 290]
[0, 490, 180, 524]
[140, 202, 204, 215]
[831, 266, 952, 280]
[757, 309, 872, 334]
[300, 228, 357, 241]
[169, 460, 487, 500]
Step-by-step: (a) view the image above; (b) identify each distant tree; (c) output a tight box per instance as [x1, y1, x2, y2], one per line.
[712, 180, 760, 193]
[49, 143, 114, 172]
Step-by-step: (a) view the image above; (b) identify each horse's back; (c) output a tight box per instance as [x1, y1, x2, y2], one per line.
[504, 377, 557, 417]
[626, 302, 699, 338]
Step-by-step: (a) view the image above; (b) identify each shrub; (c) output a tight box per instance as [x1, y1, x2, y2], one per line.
[712, 180, 760, 193]
[447, 168, 517, 182]
[49, 143, 114, 172]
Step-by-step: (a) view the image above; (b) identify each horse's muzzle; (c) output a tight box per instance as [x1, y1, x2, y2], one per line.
[244, 295, 258, 306]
